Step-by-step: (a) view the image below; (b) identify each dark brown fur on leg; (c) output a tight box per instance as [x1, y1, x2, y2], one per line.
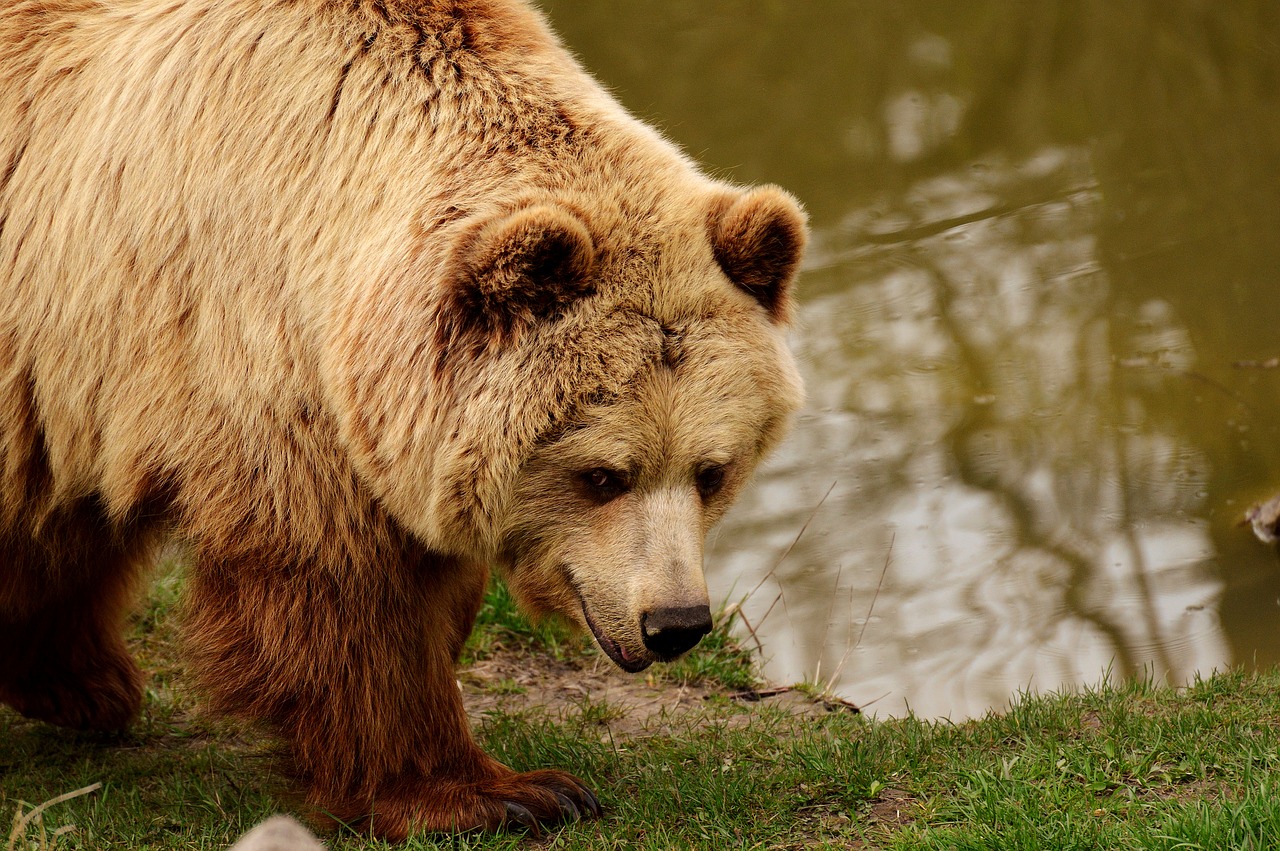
[183, 543, 598, 839]
[0, 504, 151, 732]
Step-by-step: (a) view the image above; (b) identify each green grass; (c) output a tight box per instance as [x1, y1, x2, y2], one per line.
[461, 578, 581, 664]
[6, 568, 1280, 849]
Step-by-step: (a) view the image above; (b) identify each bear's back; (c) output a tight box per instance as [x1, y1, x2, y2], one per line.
[0, 0, 711, 551]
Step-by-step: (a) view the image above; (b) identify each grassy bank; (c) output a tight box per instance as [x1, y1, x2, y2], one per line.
[4, 566, 1280, 850]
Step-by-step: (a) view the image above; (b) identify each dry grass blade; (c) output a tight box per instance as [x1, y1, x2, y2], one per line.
[742, 480, 837, 607]
[856, 531, 895, 650]
[736, 607, 766, 655]
[6, 783, 102, 851]
[754, 590, 785, 632]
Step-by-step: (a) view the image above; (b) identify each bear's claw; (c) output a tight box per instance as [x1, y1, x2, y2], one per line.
[581, 786, 602, 817]
[550, 789, 580, 820]
[501, 801, 540, 834]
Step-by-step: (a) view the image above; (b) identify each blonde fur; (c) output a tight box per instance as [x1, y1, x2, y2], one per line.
[0, 0, 805, 837]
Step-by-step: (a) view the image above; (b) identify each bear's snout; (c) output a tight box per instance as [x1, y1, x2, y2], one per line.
[640, 604, 713, 658]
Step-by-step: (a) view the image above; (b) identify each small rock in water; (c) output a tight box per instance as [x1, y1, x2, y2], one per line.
[1243, 494, 1280, 545]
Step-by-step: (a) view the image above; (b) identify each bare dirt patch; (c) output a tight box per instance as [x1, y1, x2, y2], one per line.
[461, 652, 719, 737]
[459, 647, 851, 737]
[865, 787, 919, 828]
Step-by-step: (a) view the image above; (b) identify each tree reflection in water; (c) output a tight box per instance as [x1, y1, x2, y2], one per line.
[719, 149, 1225, 718]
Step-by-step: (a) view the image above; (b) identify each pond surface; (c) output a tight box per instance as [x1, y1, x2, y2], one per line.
[539, 1, 1280, 718]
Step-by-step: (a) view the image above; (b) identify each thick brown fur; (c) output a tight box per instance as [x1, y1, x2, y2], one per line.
[0, 0, 806, 839]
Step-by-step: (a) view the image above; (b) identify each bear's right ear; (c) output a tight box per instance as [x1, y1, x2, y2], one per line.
[709, 186, 808, 324]
[442, 204, 596, 341]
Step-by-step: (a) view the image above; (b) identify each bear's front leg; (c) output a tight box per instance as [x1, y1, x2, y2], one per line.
[184, 548, 599, 839]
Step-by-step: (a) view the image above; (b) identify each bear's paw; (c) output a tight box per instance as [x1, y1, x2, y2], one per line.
[1, 647, 143, 732]
[345, 767, 601, 840]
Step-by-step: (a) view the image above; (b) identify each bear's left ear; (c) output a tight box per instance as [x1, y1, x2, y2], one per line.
[709, 186, 808, 324]
[444, 204, 597, 340]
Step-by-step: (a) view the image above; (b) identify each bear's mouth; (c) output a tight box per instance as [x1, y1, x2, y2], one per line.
[580, 601, 652, 674]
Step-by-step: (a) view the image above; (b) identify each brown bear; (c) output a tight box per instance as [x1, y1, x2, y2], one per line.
[0, 0, 806, 839]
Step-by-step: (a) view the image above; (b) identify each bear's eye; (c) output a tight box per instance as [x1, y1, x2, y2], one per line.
[696, 464, 727, 499]
[580, 467, 629, 503]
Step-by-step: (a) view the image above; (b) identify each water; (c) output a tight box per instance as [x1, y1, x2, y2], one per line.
[538, 1, 1280, 718]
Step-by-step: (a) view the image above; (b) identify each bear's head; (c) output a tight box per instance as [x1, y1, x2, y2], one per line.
[335, 182, 805, 671]
[441, 186, 805, 670]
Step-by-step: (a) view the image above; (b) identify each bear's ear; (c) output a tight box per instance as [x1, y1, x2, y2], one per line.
[709, 186, 808, 324]
[445, 204, 596, 339]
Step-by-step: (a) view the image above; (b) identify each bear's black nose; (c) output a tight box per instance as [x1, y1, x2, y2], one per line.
[641, 604, 713, 658]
